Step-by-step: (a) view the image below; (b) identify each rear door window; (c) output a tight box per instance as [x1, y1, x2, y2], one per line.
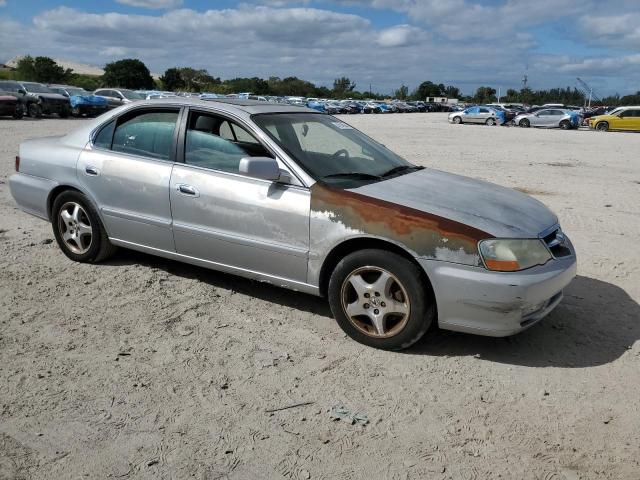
[111, 109, 179, 160]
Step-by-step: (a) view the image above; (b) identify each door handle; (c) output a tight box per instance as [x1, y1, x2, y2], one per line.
[177, 184, 199, 197]
[85, 166, 99, 176]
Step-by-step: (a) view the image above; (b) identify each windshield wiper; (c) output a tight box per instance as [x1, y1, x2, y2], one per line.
[322, 172, 382, 180]
[381, 165, 423, 178]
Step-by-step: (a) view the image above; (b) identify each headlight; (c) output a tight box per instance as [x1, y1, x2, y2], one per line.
[479, 239, 551, 272]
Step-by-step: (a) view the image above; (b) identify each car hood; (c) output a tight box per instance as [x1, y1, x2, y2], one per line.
[32, 92, 68, 101]
[349, 168, 558, 238]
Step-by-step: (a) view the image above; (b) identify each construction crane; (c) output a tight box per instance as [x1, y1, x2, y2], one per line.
[576, 77, 601, 108]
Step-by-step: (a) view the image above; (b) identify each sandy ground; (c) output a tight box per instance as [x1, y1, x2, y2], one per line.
[0, 113, 639, 480]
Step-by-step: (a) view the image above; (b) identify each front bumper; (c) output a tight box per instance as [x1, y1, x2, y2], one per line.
[419, 239, 577, 336]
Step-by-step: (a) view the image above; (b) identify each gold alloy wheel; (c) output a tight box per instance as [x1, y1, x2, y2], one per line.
[58, 202, 93, 254]
[340, 266, 411, 338]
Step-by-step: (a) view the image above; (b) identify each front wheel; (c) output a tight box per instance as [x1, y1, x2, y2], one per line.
[596, 122, 609, 132]
[485, 118, 496, 126]
[452, 116, 462, 124]
[328, 249, 435, 350]
[559, 120, 571, 130]
[519, 118, 530, 128]
[52, 191, 117, 263]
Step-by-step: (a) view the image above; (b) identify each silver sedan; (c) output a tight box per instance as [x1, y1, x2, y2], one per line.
[448, 106, 503, 125]
[513, 108, 579, 129]
[10, 98, 576, 350]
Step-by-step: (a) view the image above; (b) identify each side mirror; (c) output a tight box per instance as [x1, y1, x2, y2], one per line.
[239, 157, 281, 182]
[18, 89, 26, 95]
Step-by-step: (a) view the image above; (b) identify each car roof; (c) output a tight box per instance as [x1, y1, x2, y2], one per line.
[131, 97, 317, 115]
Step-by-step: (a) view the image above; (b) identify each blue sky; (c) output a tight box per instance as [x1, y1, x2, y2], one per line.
[1, 0, 638, 96]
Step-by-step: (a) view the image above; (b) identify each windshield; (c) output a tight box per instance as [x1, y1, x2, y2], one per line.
[121, 90, 144, 100]
[23, 83, 53, 93]
[67, 88, 88, 96]
[253, 112, 415, 187]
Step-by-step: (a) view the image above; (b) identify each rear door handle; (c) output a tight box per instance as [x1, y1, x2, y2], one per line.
[177, 184, 199, 197]
[85, 166, 99, 176]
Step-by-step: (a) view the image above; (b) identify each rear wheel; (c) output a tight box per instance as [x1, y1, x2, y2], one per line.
[452, 116, 462, 124]
[328, 249, 435, 350]
[485, 118, 496, 126]
[596, 121, 609, 132]
[519, 118, 530, 128]
[559, 120, 571, 130]
[28, 103, 42, 118]
[52, 191, 117, 263]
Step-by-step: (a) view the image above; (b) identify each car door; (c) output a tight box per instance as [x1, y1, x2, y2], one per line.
[617, 109, 639, 130]
[532, 109, 552, 126]
[464, 107, 479, 122]
[77, 106, 181, 251]
[169, 108, 310, 283]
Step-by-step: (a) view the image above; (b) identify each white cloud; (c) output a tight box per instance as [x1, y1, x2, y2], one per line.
[376, 25, 425, 47]
[0, 2, 639, 95]
[115, 0, 183, 9]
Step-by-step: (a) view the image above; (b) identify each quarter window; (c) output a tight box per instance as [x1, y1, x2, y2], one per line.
[93, 120, 116, 150]
[110, 109, 179, 160]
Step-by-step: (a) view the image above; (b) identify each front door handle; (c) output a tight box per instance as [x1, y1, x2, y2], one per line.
[85, 166, 99, 176]
[177, 184, 199, 197]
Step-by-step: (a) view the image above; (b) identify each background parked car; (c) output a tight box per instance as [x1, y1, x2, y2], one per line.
[0, 94, 23, 119]
[49, 85, 109, 117]
[20, 82, 71, 118]
[449, 106, 505, 125]
[93, 88, 145, 108]
[589, 106, 640, 132]
[513, 108, 580, 129]
[0, 80, 70, 118]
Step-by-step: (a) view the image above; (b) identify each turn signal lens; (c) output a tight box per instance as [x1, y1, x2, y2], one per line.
[15, 155, 20, 172]
[479, 239, 552, 272]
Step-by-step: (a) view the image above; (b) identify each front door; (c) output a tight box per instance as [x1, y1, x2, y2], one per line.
[77, 107, 181, 251]
[169, 108, 310, 283]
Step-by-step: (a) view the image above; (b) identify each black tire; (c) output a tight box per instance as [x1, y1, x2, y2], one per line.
[485, 118, 496, 126]
[28, 103, 42, 118]
[559, 120, 571, 130]
[71, 106, 81, 117]
[596, 122, 608, 132]
[328, 249, 436, 350]
[452, 116, 462, 124]
[519, 118, 530, 128]
[51, 190, 117, 263]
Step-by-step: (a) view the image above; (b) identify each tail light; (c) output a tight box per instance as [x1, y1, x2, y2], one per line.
[15, 155, 20, 172]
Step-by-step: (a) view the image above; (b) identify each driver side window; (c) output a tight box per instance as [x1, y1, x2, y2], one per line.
[184, 111, 272, 173]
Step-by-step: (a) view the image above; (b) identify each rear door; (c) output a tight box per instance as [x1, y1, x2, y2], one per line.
[77, 106, 181, 251]
[169, 108, 310, 282]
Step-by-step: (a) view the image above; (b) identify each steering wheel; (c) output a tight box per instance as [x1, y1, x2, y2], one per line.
[333, 149, 350, 159]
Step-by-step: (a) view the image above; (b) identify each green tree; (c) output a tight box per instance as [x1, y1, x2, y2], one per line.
[444, 85, 460, 99]
[394, 84, 409, 100]
[473, 86, 497, 103]
[412, 81, 443, 100]
[16, 55, 72, 83]
[160, 67, 185, 91]
[103, 58, 154, 89]
[333, 77, 355, 98]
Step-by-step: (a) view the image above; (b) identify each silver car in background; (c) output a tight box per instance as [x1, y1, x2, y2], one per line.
[9, 98, 576, 350]
[448, 106, 504, 125]
[513, 108, 580, 129]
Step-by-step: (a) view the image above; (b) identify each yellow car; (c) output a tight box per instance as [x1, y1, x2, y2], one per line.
[590, 106, 640, 132]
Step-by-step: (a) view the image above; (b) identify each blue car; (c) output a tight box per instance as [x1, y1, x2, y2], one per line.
[307, 100, 326, 113]
[49, 85, 108, 117]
